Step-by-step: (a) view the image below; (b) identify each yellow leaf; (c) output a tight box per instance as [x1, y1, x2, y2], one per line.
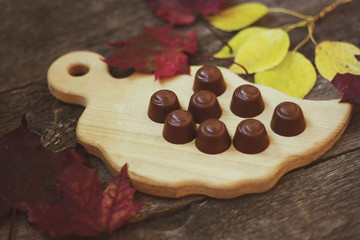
[214, 27, 268, 58]
[315, 41, 360, 81]
[254, 51, 316, 98]
[206, 3, 268, 32]
[230, 28, 289, 74]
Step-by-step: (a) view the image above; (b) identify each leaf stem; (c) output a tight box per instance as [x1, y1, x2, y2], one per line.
[280, 0, 353, 36]
[307, 21, 318, 46]
[282, 20, 308, 32]
[190, 53, 248, 75]
[305, 0, 353, 46]
[269, 7, 312, 20]
[313, 0, 353, 21]
[201, 19, 233, 54]
[8, 206, 16, 240]
[293, 34, 310, 52]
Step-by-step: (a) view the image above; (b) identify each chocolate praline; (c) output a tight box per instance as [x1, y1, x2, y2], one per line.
[233, 119, 269, 154]
[230, 84, 264, 118]
[163, 110, 196, 144]
[271, 101, 306, 137]
[195, 119, 231, 154]
[188, 90, 222, 124]
[193, 65, 226, 96]
[148, 89, 181, 123]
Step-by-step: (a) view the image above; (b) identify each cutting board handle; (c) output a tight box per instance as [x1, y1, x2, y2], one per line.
[47, 51, 110, 106]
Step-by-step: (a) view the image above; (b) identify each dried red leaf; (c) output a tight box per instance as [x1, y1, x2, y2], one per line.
[332, 72, 360, 103]
[146, 0, 226, 25]
[23, 155, 143, 238]
[104, 27, 198, 80]
[331, 54, 360, 104]
[74, 144, 90, 166]
[0, 116, 67, 218]
[0, 116, 143, 238]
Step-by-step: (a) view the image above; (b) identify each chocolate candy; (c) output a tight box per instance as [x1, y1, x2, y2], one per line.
[193, 65, 226, 96]
[163, 110, 196, 144]
[271, 101, 306, 136]
[148, 89, 181, 123]
[230, 84, 264, 118]
[188, 90, 222, 124]
[108, 65, 135, 78]
[195, 119, 231, 154]
[233, 119, 269, 154]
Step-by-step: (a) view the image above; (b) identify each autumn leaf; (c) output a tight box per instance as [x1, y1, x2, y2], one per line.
[206, 2, 269, 32]
[315, 41, 360, 81]
[255, 51, 316, 98]
[0, 116, 143, 239]
[0, 116, 66, 219]
[229, 28, 289, 74]
[331, 72, 360, 103]
[331, 55, 360, 104]
[146, 0, 226, 25]
[214, 27, 267, 58]
[23, 156, 143, 239]
[104, 27, 198, 80]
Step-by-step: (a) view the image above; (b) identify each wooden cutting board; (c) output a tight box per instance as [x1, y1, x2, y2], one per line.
[47, 51, 353, 198]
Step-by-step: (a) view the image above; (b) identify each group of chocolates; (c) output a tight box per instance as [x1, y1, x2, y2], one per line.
[147, 65, 306, 155]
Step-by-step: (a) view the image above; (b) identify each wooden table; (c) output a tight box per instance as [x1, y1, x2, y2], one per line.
[1, 0, 359, 239]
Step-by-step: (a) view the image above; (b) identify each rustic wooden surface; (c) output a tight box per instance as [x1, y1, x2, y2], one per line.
[0, 0, 359, 239]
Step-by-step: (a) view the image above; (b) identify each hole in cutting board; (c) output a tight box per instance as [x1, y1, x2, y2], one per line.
[68, 63, 89, 77]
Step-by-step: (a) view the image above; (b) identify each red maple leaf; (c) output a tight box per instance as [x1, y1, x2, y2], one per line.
[0, 116, 66, 218]
[23, 156, 143, 238]
[146, 0, 227, 25]
[0, 116, 143, 239]
[331, 55, 360, 104]
[104, 27, 198, 80]
[332, 73, 360, 103]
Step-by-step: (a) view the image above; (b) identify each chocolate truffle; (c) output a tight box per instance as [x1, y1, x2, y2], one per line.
[188, 90, 222, 124]
[195, 119, 231, 154]
[233, 119, 269, 154]
[270, 101, 306, 137]
[148, 89, 181, 123]
[163, 110, 196, 144]
[108, 65, 135, 78]
[230, 84, 265, 118]
[193, 65, 226, 96]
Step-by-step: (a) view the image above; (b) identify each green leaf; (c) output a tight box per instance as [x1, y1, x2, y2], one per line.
[214, 27, 268, 58]
[230, 28, 290, 74]
[255, 51, 316, 98]
[206, 2, 268, 32]
[315, 41, 360, 81]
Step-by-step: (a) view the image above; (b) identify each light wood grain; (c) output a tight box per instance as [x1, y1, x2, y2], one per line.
[47, 51, 353, 198]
